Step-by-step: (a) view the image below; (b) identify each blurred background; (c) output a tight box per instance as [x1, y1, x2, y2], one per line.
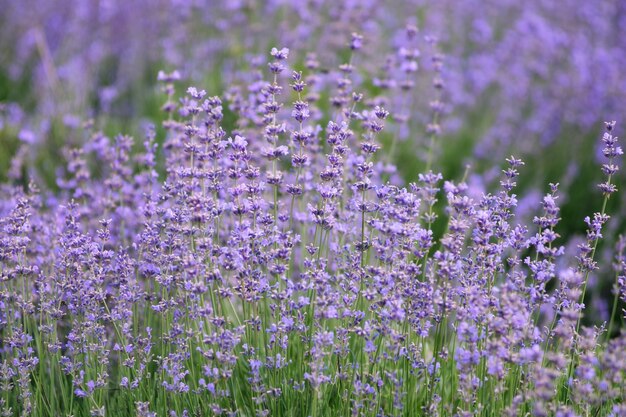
[1, 0, 625, 325]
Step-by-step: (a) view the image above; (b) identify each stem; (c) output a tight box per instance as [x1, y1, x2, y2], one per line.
[605, 271, 621, 341]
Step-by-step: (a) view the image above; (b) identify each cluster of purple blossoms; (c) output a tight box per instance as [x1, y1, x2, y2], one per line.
[1, 15, 626, 417]
[3, 0, 624, 193]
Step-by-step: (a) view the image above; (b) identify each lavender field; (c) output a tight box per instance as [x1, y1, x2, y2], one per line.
[1, 2, 625, 416]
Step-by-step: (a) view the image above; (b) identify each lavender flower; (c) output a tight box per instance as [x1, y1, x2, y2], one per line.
[0, 12, 625, 417]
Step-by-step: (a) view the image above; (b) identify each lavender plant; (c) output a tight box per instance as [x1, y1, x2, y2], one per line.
[0, 31, 625, 417]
